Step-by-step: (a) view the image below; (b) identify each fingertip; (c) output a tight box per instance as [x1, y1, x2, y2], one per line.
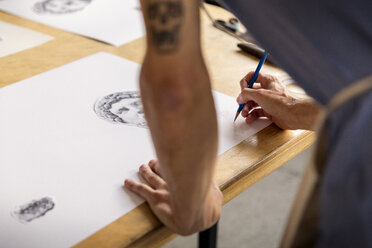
[245, 118, 253, 124]
[245, 115, 256, 124]
[148, 160, 156, 166]
[124, 179, 132, 186]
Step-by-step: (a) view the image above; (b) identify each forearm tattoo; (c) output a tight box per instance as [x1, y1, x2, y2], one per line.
[147, 0, 184, 54]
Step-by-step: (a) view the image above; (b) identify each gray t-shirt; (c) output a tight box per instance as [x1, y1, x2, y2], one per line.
[221, 0, 372, 247]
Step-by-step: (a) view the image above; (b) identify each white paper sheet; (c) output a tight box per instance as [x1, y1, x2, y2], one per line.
[0, 52, 271, 248]
[0, 0, 144, 46]
[0, 20, 53, 57]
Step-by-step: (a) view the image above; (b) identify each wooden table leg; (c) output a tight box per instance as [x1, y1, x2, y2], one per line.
[198, 222, 218, 248]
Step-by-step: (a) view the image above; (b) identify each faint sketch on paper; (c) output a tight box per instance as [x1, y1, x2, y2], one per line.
[94, 91, 147, 128]
[12, 197, 55, 223]
[33, 0, 93, 14]
[0, 36, 3, 42]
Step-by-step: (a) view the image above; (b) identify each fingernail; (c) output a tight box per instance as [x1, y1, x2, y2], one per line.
[237, 95, 243, 103]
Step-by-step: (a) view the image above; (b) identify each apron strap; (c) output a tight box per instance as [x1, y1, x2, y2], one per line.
[280, 75, 372, 248]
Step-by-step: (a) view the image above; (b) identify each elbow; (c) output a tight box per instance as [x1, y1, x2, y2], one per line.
[173, 205, 221, 236]
[171, 188, 222, 236]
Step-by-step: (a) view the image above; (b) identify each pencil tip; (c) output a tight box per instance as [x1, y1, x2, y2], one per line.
[234, 112, 239, 122]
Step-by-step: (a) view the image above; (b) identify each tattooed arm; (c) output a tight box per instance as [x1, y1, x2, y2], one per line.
[124, 0, 222, 235]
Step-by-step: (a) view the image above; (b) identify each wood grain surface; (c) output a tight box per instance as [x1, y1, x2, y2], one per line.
[0, 4, 314, 248]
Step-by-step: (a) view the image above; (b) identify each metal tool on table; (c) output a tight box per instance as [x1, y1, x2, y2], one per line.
[201, 2, 255, 43]
[237, 43, 275, 65]
[201, 2, 275, 65]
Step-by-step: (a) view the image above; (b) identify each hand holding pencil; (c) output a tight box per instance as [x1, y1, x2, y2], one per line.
[234, 51, 267, 121]
[235, 67, 321, 130]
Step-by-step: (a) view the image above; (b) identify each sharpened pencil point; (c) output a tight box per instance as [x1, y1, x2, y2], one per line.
[234, 112, 239, 122]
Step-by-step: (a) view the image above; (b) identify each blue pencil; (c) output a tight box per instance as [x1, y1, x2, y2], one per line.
[234, 51, 268, 122]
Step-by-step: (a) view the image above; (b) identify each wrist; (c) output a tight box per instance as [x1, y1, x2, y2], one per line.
[291, 98, 322, 130]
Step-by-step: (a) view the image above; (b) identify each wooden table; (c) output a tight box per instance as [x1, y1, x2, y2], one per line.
[0, 4, 315, 248]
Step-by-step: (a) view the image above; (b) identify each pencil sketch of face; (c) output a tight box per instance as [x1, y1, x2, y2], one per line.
[12, 197, 55, 223]
[33, 0, 93, 14]
[94, 91, 147, 128]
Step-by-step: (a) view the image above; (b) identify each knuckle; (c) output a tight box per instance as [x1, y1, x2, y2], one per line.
[147, 174, 157, 183]
[130, 183, 140, 192]
[256, 89, 265, 95]
[154, 191, 168, 201]
[136, 184, 147, 192]
[147, 191, 165, 203]
[242, 88, 250, 94]
[241, 90, 252, 100]
[154, 166, 161, 174]
[270, 74, 279, 81]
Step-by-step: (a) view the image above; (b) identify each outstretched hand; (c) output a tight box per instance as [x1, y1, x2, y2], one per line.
[237, 72, 321, 130]
[125, 160, 174, 230]
[125, 160, 222, 235]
